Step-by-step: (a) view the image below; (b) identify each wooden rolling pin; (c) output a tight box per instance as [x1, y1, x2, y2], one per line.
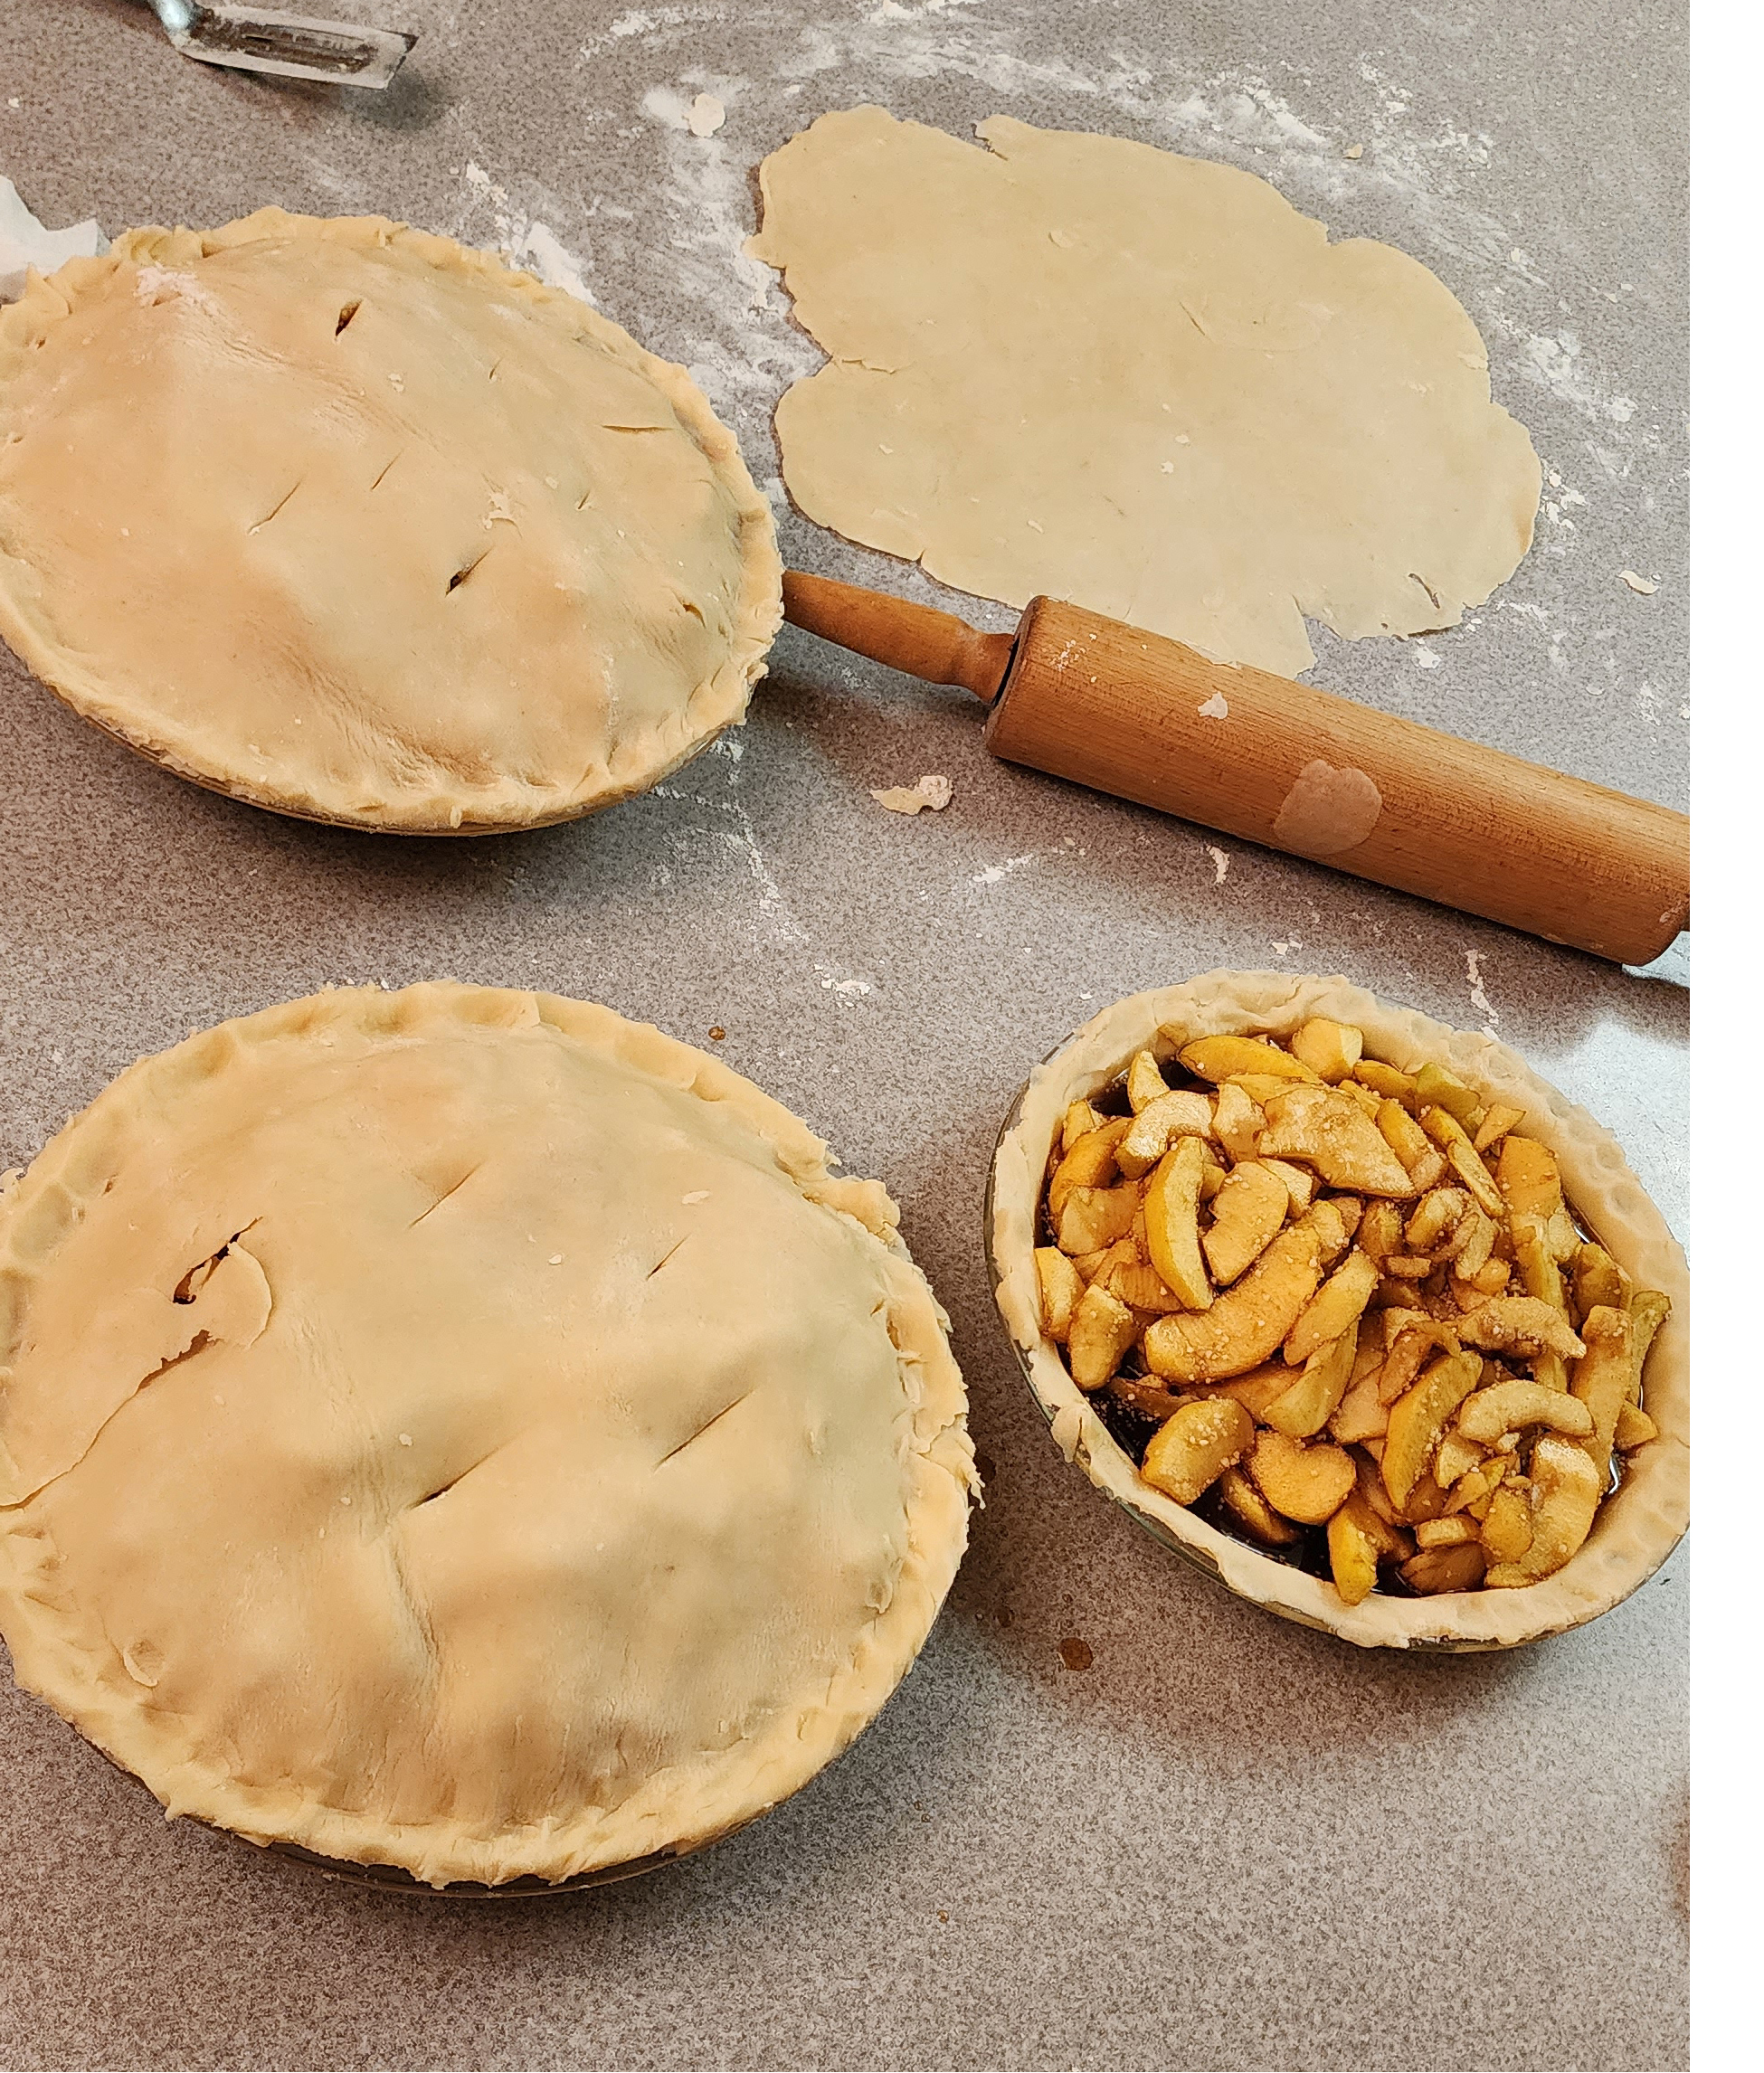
[781, 572, 1688, 967]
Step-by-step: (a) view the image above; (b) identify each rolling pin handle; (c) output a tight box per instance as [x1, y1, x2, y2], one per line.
[781, 571, 1014, 704]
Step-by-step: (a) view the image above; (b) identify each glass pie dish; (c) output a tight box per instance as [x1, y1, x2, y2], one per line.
[985, 970, 1688, 1651]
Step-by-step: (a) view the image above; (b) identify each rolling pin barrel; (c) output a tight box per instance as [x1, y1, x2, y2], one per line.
[985, 598, 1688, 966]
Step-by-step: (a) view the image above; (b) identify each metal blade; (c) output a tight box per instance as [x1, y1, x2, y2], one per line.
[154, 3, 416, 88]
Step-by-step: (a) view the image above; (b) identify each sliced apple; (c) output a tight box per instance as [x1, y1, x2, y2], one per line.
[1400, 1542, 1487, 1595]
[1115, 1088, 1216, 1178]
[1260, 1157, 1317, 1214]
[1382, 1349, 1483, 1509]
[1354, 1059, 1418, 1105]
[1376, 1096, 1433, 1171]
[1413, 1515, 1478, 1549]
[1406, 1187, 1469, 1255]
[1258, 1085, 1417, 1197]
[1143, 1135, 1212, 1311]
[1357, 1198, 1404, 1264]
[1247, 1428, 1357, 1524]
[1456, 1378, 1594, 1446]
[1103, 1258, 1187, 1313]
[1479, 1482, 1534, 1565]
[1290, 1017, 1364, 1083]
[1326, 1502, 1381, 1605]
[1035, 1246, 1084, 1341]
[1484, 1434, 1602, 1585]
[1061, 1099, 1105, 1153]
[1472, 1103, 1527, 1154]
[1376, 1320, 1461, 1406]
[1614, 1403, 1658, 1452]
[1413, 1061, 1482, 1127]
[1457, 1296, 1585, 1363]
[1066, 1283, 1138, 1391]
[1432, 1427, 1486, 1491]
[1210, 1082, 1266, 1163]
[1139, 1396, 1255, 1505]
[1055, 1181, 1142, 1257]
[1181, 1035, 1319, 1084]
[1125, 1047, 1171, 1113]
[1570, 1242, 1628, 1320]
[1284, 1248, 1379, 1366]
[1447, 1205, 1497, 1281]
[1203, 1360, 1305, 1421]
[1628, 1287, 1671, 1397]
[1218, 1462, 1302, 1547]
[1201, 1160, 1290, 1285]
[1143, 1225, 1321, 1382]
[1570, 1302, 1635, 1479]
[1262, 1324, 1359, 1439]
[1328, 1362, 1389, 1444]
[1495, 1133, 1565, 1220]
[1048, 1117, 1131, 1219]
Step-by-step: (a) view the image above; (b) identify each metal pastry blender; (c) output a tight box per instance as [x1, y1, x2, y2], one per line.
[143, 1, 415, 87]
[781, 572, 1689, 969]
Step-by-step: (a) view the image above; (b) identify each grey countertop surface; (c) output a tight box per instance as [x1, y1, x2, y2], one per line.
[0, 5, 1686, 2068]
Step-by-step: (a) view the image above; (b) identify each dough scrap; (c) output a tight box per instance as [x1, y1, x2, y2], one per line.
[870, 773, 952, 814]
[750, 108, 1541, 677]
[0, 984, 973, 1888]
[0, 212, 782, 832]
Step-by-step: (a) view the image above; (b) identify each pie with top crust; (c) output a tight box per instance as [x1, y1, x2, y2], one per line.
[0, 984, 973, 1886]
[0, 212, 782, 833]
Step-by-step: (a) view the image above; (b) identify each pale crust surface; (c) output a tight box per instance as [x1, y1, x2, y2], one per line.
[0, 985, 973, 1886]
[0, 213, 782, 832]
[990, 970, 1687, 1651]
[750, 109, 1541, 677]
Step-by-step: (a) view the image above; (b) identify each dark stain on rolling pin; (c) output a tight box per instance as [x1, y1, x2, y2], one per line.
[1270, 759, 1384, 857]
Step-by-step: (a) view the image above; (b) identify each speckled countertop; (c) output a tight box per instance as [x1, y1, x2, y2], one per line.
[0, 5, 1686, 2068]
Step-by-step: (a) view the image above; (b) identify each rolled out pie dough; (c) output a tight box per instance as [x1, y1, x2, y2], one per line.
[750, 109, 1541, 677]
[0, 212, 782, 831]
[0, 984, 973, 1887]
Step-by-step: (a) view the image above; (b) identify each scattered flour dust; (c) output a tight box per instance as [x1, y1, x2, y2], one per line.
[1465, 948, 1500, 1029]
[870, 774, 953, 814]
[460, 161, 595, 305]
[636, 85, 820, 417]
[972, 854, 1037, 885]
[816, 967, 874, 999]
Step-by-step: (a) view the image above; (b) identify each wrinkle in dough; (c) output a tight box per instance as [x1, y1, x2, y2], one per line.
[750, 108, 1541, 677]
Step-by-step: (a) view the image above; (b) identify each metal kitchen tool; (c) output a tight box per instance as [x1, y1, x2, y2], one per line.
[143, 1, 415, 87]
[781, 572, 1689, 968]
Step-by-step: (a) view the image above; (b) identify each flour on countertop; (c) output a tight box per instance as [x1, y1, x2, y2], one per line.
[1465, 948, 1500, 1030]
[972, 854, 1037, 885]
[458, 161, 596, 305]
[638, 84, 820, 417]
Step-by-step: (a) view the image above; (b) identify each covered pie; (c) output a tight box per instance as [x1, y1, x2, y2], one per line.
[0, 985, 973, 1886]
[0, 212, 782, 832]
